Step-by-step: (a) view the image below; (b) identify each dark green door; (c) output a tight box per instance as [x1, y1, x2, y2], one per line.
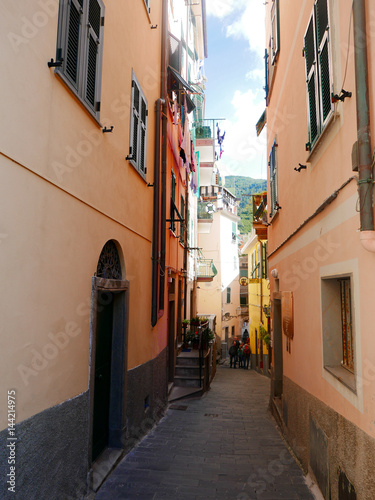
[92, 292, 114, 462]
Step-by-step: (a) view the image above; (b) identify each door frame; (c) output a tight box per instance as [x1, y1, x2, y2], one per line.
[88, 276, 129, 467]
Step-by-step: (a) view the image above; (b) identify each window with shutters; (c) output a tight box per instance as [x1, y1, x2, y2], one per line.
[129, 71, 148, 178]
[304, 0, 333, 151]
[269, 139, 278, 217]
[170, 170, 176, 233]
[226, 287, 231, 304]
[56, 0, 105, 120]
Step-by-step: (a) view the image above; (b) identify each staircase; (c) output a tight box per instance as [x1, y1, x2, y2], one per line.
[168, 350, 204, 402]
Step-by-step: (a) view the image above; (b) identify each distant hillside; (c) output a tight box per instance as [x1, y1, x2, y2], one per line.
[224, 176, 267, 234]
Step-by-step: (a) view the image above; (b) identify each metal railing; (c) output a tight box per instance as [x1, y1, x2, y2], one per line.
[197, 259, 217, 279]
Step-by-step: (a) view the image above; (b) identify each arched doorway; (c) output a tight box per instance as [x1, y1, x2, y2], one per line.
[88, 240, 129, 484]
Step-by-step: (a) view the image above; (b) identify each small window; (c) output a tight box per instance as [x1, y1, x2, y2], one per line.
[321, 276, 355, 390]
[226, 287, 231, 304]
[168, 32, 181, 73]
[269, 139, 278, 217]
[129, 71, 148, 178]
[304, 0, 333, 150]
[56, 0, 105, 120]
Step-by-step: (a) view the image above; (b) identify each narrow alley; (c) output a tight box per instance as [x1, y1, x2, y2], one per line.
[95, 366, 315, 500]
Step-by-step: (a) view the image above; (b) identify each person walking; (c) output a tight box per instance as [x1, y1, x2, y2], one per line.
[229, 338, 239, 368]
[238, 342, 244, 368]
[243, 338, 251, 370]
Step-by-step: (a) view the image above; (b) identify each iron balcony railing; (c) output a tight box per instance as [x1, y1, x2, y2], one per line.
[197, 259, 218, 280]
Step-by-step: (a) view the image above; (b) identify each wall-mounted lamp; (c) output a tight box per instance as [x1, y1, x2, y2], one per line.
[270, 269, 279, 279]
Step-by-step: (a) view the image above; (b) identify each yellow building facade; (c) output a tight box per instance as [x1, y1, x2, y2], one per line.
[242, 230, 270, 374]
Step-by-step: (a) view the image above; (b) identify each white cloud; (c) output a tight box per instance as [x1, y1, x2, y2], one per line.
[206, 0, 265, 56]
[246, 68, 264, 82]
[217, 88, 267, 178]
[205, 0, 248, 19]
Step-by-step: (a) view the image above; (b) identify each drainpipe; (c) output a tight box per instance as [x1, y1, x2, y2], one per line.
[353, 0, 375, 251]
[159, 0, 168, 310]
[151, 98, 163, 327]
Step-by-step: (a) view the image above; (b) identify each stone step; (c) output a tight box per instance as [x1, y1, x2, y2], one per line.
[173, 375, 203, 388]
[176, 355, 201, 367]
[174, 365, 201, 377]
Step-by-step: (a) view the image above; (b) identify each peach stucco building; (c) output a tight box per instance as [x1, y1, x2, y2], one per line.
[265, 0, 375, 498]
[0, 0, 207, 497]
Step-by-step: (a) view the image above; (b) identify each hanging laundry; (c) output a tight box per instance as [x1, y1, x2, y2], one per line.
[217, 123, 225, 159]
[191, 141, 197, 172]
[179, 97, 190, 165]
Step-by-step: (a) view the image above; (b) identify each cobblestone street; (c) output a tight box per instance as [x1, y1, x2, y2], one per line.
[95, 365, 316, 499]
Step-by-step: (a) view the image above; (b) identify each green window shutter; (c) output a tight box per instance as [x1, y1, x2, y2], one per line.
[65, 0, 83, 86]
[140, 97, 148, 174]
[227, 287, 231, 304]
[270, 0, 280, 64]
[257, 245, 262, 279]
[262, 242, 268, 279]
[316, 0, 333, 124]
[304, 14, 319, 149]
[131, 81, 139, 164]
[240, 269, 248, 278]
[180, 195, 185, 243]
[170, 171, 176, 232]
[269, 140, 277, 215]
[84, 0, 103, 109]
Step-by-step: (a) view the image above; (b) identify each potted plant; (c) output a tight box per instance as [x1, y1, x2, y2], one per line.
[259, 325, 270, 348]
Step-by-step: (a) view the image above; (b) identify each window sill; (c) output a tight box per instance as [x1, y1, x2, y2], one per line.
[306, 110, 340, 163]
[55, 70, 102, 127]
[324, 365, 356, 393]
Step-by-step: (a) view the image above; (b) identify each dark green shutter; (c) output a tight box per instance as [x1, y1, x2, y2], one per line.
[269, 142, 277, 215]
[304, 14, 319, 148]
[140, 98, 147, 174]
[65, 0, 82, 85]
[132, 82, 140, 164]
[316, 0, 332, 123]
[85, 0, 102, 109]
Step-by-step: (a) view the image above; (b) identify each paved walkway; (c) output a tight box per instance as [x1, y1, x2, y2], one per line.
[95, 365, 315, 500]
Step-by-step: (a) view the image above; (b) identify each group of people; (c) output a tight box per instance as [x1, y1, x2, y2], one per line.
[228, 333, 251, 369]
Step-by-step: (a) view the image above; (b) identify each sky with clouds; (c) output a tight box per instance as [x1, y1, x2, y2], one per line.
[204, 0, 267, 180]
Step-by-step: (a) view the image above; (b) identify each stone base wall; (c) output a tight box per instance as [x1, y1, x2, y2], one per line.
[276, 376, 375, 500]
[0, 392, 89, 500]
[125, 347, 168, 452]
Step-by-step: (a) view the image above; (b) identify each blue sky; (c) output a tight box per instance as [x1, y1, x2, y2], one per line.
[204, 0, 267, 179]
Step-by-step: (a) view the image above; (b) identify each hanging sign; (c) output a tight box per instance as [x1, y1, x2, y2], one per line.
[282, 291, 294, 338]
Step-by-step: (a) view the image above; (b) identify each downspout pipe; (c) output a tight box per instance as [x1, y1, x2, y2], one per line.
[151, 99, 163, 327]
[159, 0, 168, 310]
[353, 0, 375, 251]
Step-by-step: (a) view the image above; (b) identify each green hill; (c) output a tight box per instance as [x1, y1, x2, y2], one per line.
[224, 176, 267, 234]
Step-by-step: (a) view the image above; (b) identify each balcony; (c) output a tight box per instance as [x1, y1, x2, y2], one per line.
[252, 192, 268, 239]
[197, 258, 217, 282]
